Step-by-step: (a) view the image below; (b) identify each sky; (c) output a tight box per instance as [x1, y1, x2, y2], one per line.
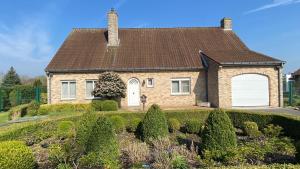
[0, 0, 299, 76]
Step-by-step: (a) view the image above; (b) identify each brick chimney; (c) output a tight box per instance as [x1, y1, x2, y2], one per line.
[221, 18, 232, 30]
[107, 8, 119, 46]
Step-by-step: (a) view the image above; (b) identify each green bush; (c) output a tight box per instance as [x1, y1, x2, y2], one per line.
[57, 121, 75, 139]
[76, 111, 97, 153]
[127, 117, 142, 133]
[110, 115, 125, 133]
[243, 121, 262, 138]
[38, 103, 91, 114]
[101, 100, 118, 111]
[171, 155, 189, 169]
[295, 140, 300, 162]
[168, 118, 181, 132]
[27, 100, 40, 116]
[0, 141, 35, 169]
[79, 152, 103, 169]
[91, 100, 103, 111]
[57, 163, 72, 169]
[263, 124, 283, 138]
[8, 104, 29, 120]
[184, 119, 201, 134]
[201, 109, 237, 153]
[142, 104, 168, 142]
[87, 116, 120, 168]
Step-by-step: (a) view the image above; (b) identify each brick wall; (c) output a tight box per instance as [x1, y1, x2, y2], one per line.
[48, 71, 206, 108]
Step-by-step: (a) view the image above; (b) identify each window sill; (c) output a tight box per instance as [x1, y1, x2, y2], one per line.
[61, 98, 76, 101]
[85, 97, 101, 100]
[171, 93, 191, 96]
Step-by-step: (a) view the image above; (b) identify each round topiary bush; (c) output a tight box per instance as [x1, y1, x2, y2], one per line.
[91, 100, 103, 111]
[142, 104, 168, 142]
[110, 115, 126, 133]
[0, 141, 36, 169]
[243, 121, 262, 138]
[201, 109, 237, 152]
[101, 100, 118, 111]
[127, 117, 142, 133]
[184, 119, 201, 134]
[168, 118, 181, 132]
[87, 116, 120, 168]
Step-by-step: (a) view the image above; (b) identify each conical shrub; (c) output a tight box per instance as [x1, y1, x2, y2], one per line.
[201, 109, 237, 152]
[142, 104, 168, 142]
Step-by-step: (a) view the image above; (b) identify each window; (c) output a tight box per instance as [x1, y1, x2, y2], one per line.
[86, 80, 97, 99]
[61, 81, 76, 100]
[146, 78, 154, 88]
[171, 78, 191, 95]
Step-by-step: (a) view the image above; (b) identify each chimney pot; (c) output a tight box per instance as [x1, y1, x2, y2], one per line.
[221, 18, 232, 30]
[107, 9, 119, 46]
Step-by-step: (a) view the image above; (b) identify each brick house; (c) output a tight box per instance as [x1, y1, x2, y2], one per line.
[292, 69, 300, 95]
[45, 9, 284, 108]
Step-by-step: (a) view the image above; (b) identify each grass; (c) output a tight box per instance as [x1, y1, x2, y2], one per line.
[0, 112, 8, 124]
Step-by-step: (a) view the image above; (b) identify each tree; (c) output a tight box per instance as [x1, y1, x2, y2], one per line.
[93, 72, 126, 99]
[201, 109, 237, 152]
[142, 104, 169, 142]
[1, 67, 21, 87]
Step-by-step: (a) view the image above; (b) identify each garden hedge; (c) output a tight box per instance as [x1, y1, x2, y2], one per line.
[2, 108, 300, 143]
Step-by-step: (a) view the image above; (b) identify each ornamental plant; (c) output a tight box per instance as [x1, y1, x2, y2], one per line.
[201, 109, 237, 153]
[142, 104, 168, 142]
[0, 141, 36, 169]
[93, 72, 126, 99]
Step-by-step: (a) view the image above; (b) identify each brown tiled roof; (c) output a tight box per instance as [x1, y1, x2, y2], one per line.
[293, 69, 300, 76]
[45, 27, 282, 73]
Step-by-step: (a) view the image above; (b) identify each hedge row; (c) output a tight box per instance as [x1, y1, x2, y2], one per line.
[2, 109, 300, 142]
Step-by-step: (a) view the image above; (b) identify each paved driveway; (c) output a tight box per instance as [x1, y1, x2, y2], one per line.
[236, 107, 300, 116]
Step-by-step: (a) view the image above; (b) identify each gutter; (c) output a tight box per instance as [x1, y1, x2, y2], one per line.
[45, 67, 204, 73]
[220, 61, 285, 66]
[46, 72, 53, 104]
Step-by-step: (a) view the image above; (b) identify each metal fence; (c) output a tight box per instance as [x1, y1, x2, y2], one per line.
[284, 81, 300, 107]
[0, 86, 46, 112]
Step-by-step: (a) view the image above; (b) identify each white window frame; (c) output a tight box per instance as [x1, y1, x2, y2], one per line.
[171, 78, 191, 95]
[61, 80, 76, 100]
[85, 80, 98, 99]
[146, 78, 154, 88]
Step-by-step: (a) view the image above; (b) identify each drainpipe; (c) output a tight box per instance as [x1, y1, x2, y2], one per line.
[277, 65, 283, 107]
[47, 72, 52, 104]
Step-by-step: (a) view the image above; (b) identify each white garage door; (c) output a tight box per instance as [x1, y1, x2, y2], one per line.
[231, 74, 269, 107]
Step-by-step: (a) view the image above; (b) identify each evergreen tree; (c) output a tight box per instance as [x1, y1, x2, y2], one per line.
[1, 67, 21, 87]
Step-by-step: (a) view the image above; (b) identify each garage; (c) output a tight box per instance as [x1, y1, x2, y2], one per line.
[231, 74, 269, 107]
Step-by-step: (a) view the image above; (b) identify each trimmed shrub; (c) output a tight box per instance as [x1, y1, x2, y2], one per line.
[201, 109, 237, 152]
[27, 100, 40, 116]
[168, 118, 181, 132]
[38, 103, 91, 114]
[57, 121, 75, 139]
[184, 119, 201, 134]
[91, 100, 103, 111]
[243, 121, 262, 138]
[171, 155, 189, 169]
[76, 111, 97, 153]
[142, 104, 168, 142]
[110, 115, 125, 133]
[127, 117, 142, 133]
[295, 140, 300, 162]
[0, 141, 35, 169]
[8, 104, 29, 120]
[57, 163, 72, 169]
[263, 124, 283, 138]
[87, 116, 120, 168]
[102, 100, 118, 111]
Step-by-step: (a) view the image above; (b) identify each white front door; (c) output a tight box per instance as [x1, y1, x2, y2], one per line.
[231, 74, 269, 107]
[128, 78, 140, 106]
